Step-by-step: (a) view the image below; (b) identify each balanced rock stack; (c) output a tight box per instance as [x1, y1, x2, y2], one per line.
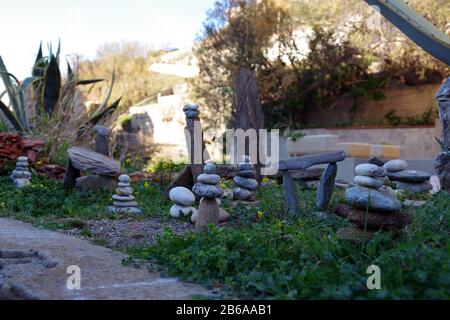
[169, 187, 197, 219]
[107, 174, 142, 215]
[335, 163, 411, 235]
[10, 156, 32, 188]
[233, 156, 258, 201]
[192, 161, 224, 229]
[384, 160, 432, 194]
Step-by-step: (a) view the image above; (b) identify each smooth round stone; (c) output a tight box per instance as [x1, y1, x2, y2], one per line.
[387, 170, 431, 183]
[116, 187, 133, 196]
[368, 157, 384, 167]
[118, 182, 131, 188]
[14, 178, 30, 188]
[16, 161, 29, 167]
[355, 163, 386, 178]
[118, 174, 131, 183]
[233, 187, 254, 200]
[197, 173, 220, 185]
[345, 186, 402, 213]
[183, 103, 199, 112]
[238, 170, 256, 179]
[11, 170, 25, 178]
[192, 183, 223, 199]
[382, 176, 391, 186]
[113, 201, 138, 207]
[17, 156, 28, 162]
[170, 204, 193, 218]
[203, 161, 217, 174]
[394, 181, 433, 193]
[191, 206, 227, 224]
[112, 194, 135, 202]
[233, 176, 258, 191]
[354, 175, 384, 189]
[184, 110, 199, 119]
[238, 162, 254, 171]
[383, 160, 408, 173]
[169, 187, 195, 206]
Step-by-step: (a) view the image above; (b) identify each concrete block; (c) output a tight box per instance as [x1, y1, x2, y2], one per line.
[288, 135, 338, 156]
[371, 144, 401, 159]
[337, 143, 372, 158]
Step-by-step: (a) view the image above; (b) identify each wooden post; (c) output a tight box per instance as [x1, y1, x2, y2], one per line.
[434, 77, 450, 191]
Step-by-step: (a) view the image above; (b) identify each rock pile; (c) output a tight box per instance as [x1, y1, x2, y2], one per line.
[233, 156, 258, 201]
[383, 160, 432, 194]
[183, 103, 200, 119]
[10, 156, 31, 188]
[169, 187, 197, 219]
[336, 163, 411, 237]
[192, 161, 224, 229]
[107, 174, 142, 215]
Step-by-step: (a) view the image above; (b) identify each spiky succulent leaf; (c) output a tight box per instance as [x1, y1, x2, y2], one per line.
[42, 54, 61, 116]
[0, 99, 24, 131]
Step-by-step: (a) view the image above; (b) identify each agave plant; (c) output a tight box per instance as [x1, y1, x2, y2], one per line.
[0, 42, 120, 136]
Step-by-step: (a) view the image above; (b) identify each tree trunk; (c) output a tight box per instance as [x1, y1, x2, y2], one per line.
[434, 77, 450, 190]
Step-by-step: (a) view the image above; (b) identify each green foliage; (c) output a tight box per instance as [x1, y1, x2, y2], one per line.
[128, 187, 450, 299]
[385, 107, 437, 126]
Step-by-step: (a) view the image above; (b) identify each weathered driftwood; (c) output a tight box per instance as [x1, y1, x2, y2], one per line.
[234, 67, 264, 180]
[185, 117, 210, 183]
[434, 77, 450, 191]
[282, 171, 298, 213]
[334, 204, 412, 231]
[67, 147, 120, 176]
[276, 151, 346, 171]
[316, 163, 338, 211]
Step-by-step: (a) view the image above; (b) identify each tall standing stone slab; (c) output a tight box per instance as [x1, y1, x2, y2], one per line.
[434, 77, 450, 191]
[316, 162, 337, 211]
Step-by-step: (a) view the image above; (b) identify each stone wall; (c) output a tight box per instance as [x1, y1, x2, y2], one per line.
[303, 84, 440, 127]
[301, 125, 439, 160]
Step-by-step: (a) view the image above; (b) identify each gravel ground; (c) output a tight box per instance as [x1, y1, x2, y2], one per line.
[81, 218, 195, 251]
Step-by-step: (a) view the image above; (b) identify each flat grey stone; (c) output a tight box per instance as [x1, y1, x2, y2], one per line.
[107, 206, 142, 215]
[233, 176, 258, 191]
[394, 181, 433, 193]
[112, 194, 136, 202]
[345, 186, 401, 213]
[118, 182, 131, 187]
[316, 163, 337, 211]
[113, 201, 138, 207]
[354, 175, 384, 189]
[387, 170, 431, 183]
[238, 162, 254, 171]
[197, 173, 221, 185]
[192, 183, 223, 199]
[118, 174, 131, 183]
[383, 160, 408, 173]
[14, 178, 30, 188]
[233, 187, 254, 200]
[169, 187, 195, 206]
[116, 187, 133, 196]
[355, 163, 386, 177]
[16, 161, 29, 167]
[17, 156, 28, 162]
[238, 170, 256, 179]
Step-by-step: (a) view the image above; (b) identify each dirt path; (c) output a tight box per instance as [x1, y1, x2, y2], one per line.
[0, 218, 212, 300]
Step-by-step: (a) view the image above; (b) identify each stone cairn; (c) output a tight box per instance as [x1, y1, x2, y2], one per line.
[169, 187, 197, 219]
[233, 156, 259, 201]
[384, 160, 432, 194]
[192, 161, 224, 229]
[107, 174, 142, 215]
[333, 163, 411, 239]
[10, 156, 31, 188]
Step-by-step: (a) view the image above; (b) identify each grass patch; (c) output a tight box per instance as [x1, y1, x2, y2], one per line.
[127, 188, 450, 299]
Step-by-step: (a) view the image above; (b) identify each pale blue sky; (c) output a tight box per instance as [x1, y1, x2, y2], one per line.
[0, 0, 216, 79]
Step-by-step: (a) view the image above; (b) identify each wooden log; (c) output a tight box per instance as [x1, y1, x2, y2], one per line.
[276, 151, 346, 171]
[334, 204, 412, 231]
[184, 116, 210, 183]
[67, 147, 120, 176]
